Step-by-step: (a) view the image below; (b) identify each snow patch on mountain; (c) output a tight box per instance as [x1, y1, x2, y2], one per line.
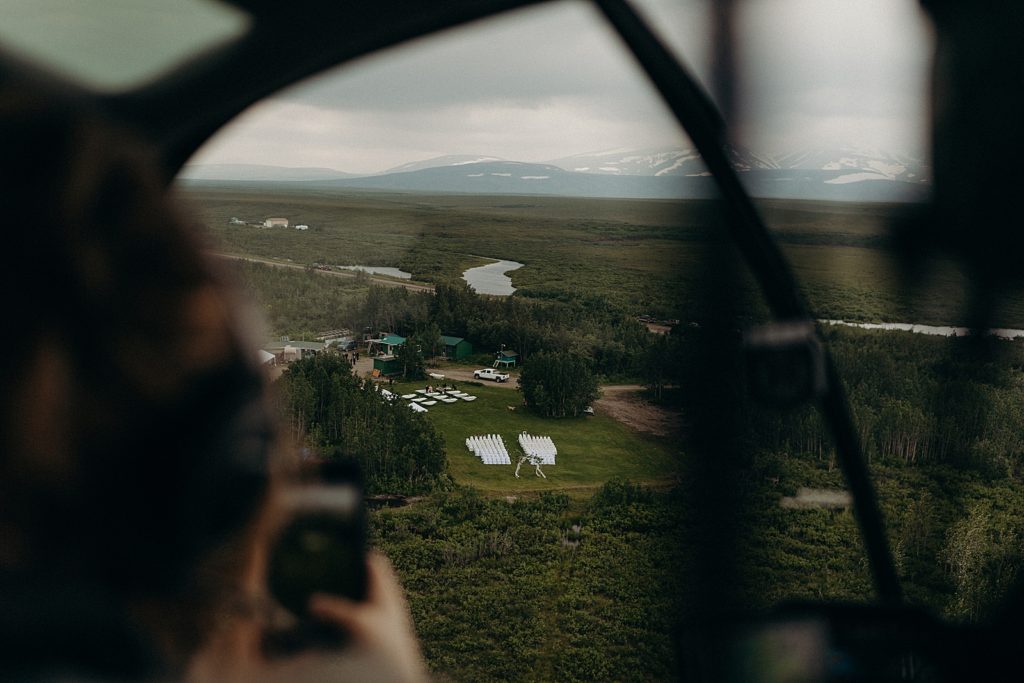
[451, 157, 504, 166]
[825, 172, 892, 185]
[546, 146, 779, 176]
[655, 154, 699, 176]
[779, 147, 929, 184]
[384, 154, 505, 174]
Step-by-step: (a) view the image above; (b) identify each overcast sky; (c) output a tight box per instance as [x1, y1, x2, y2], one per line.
[190, 0, 934, 174]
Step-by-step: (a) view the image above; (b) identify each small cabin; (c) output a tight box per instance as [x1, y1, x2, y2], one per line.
[263, 217, 289, 228]
[373, 355, 402, 377]
[440, 335, 472, 360]
[494, 349, 518, 368]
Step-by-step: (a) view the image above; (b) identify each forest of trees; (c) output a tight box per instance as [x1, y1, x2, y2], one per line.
[278, 354, 448, 494]
[742, 328, 1024, 473]
[356, 281, 655, 381]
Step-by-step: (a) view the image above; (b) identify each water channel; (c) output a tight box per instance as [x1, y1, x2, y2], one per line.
[819, 319, 1024, 340]
[337, 265, 412, 279]
[462, 258, 524, 296]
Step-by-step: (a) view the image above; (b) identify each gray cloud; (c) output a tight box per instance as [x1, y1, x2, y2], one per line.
[192, 0, 932, 173]
[736, 0, 932, 154]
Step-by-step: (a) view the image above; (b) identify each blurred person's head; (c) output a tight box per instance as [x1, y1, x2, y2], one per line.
[0, 89, 277, 678]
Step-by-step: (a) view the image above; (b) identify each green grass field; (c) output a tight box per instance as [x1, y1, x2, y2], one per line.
[387, 378, 680, 493]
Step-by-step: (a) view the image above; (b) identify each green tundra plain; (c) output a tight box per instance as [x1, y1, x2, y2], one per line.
[184, 183, 1024, 329]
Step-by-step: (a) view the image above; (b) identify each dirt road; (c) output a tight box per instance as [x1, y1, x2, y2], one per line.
[593, 385, 682, 437]
[423, 371, 681, 437]
[426, 366, 518, 387]
[211, 252, 436, 293]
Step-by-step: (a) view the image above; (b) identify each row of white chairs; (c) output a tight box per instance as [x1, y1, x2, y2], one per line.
[466, 434, 511, 465]
[518, 432, 556, 464]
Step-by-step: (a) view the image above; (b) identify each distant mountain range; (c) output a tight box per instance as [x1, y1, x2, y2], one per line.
[181, 146, 930, 202]
[178, 163, 358, 181]
[544, 146, 779, 176]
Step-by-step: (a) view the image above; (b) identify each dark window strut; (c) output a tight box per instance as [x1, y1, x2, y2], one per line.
[592, 0, 902, 606]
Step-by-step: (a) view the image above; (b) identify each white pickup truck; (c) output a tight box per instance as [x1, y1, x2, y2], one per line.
[473, 368, 510, 382]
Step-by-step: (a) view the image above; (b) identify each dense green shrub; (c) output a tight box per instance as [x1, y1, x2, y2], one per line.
[372, 488, 689, 682]
[518, 351, 601, 418]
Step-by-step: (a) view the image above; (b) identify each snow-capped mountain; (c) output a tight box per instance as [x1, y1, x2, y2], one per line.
[777, 147, 930, 185]
[316, 160, 693, 198]
[545, 146, 780, 176]
[382, 154, 506, 174]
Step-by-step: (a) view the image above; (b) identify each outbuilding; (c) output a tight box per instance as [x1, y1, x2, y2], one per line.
[494, 349, 518, 368]
[263, 217, 289, 228]
[373, 355, 402, 377]
[440, 335, 473, 360]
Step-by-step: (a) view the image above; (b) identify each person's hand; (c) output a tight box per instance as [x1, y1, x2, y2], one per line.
[308, 552, 426, 682]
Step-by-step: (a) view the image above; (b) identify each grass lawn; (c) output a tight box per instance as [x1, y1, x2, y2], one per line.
[388, 378, 681, 493]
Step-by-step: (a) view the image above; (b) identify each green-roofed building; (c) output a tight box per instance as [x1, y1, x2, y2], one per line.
[494, 349, 518, 368]
[440, 335, 473, 360]
[373, 355, 402, 377]
[366, 333, 406, 357]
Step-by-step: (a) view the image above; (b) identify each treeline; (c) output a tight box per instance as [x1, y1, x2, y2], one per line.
[634, 322, 1024, 473]
[278, 354, 449, 494]
[232, 260, 670, 381]
[227, 260, 369, 338]
[648, 324, 1024, 475]
[741, 328, 1024, 474]
[363, 282, 656, 380]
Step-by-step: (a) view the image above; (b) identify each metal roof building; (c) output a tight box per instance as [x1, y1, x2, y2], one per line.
[440, 335, 473, 360]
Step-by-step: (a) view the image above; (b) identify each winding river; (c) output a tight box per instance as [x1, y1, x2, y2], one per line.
[462, 258, 524, 296]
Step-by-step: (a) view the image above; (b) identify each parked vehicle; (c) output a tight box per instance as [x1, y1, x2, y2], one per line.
[473, 368, 509, 382]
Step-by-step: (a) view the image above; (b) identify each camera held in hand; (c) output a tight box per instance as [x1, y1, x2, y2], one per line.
[265, 459, 368, 653]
